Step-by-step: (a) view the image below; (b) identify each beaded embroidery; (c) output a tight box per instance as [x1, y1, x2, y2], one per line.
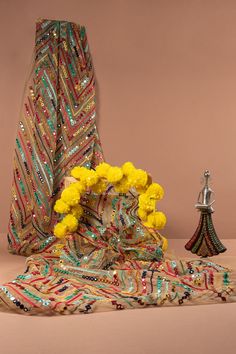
[0, 18, 236, 315]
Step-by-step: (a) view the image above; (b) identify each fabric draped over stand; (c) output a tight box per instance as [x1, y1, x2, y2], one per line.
[0, 19, 236, 315]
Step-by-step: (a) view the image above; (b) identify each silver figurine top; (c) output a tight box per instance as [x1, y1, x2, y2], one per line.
[195, 170, 215, 213]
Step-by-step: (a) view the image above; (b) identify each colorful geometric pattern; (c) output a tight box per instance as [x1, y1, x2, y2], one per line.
[185, 211, 227, 257]
[0, 19, 236, 315]
[7, 18, 103, 256]
[1, 253, 235, 315]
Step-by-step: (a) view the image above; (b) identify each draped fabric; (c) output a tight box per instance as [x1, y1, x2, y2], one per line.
[0, 19, 236, 315]
[7, 18, 103, 256]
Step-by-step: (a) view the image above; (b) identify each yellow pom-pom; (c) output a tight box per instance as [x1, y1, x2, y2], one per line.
[146, 183, 164, 200]
[71, 205, 84, 219]
[61, 187, 80, 206]
[143, 212, 156, 228]
[71, 181, 86, 194]
[137, 208, 148, 221]
[70, 166, 80, 179]
[144, 211, 167, 229]
[114, 176, 131, 193]
[161, 236, 168, 252]
[122, 162, 135, 176]
[71, 167, 98, 187]
[136, 173, 152, 193]
[84, 169, 98, 187]
[138, 194, 155, 212]
[61, 214, 78, 232]
[154, 211, 166, 229]
[54, 222, 68, 239]
[70, 166, 88, 179]
[91, 179, 107, 193]
[128, 169, 148, 189]
[54, 199, 70, 214]
[95, 162, 111, 178]
[107, 167, 123, 183]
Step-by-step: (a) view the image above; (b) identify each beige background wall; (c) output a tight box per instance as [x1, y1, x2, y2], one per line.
[0, 0, 236, 238]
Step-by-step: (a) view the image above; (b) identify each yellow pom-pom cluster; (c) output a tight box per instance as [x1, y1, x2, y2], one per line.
[54, 223, 67, 239]
[54, 214, 79, 239]
[146, 183, 164, 200]
[53, 161, 167, 247]
[61, 214, 78, 232]
[107, 167, 123, 183]
[128, 169, 148, 189]
[143, 211, 166, 229]
[138, 182, 166, 230]
[54, 199, 70, 214]
[95, 162, 111, 178]
[71, 204, 84, 219]
[91, 179, 107, 194]
[114, 176, 131, 194]
[71, 166, 98, 187]
[122, 162, 135, 175]
[61, 186, 80, 206]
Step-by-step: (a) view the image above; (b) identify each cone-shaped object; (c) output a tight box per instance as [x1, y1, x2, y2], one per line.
[185, 211, 226, 257]
[185, 170, 227, 257]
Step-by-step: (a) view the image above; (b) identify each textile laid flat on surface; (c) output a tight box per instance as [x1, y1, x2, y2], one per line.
[0, 18, 236, 315]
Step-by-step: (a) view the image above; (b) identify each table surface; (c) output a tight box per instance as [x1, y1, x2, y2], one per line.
[0, 235, 236, 354]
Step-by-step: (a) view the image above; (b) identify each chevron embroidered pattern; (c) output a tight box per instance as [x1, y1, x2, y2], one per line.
[0, 19, 236, 315]
[8, 18, 103, 256]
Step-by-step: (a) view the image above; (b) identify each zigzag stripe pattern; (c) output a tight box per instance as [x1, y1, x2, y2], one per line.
[8, 19, 104, 256]
[1, 19, 236, 316]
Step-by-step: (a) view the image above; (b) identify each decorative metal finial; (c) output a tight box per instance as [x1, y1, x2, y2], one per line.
[195, 170, 215, 213]
[185, 170, 227, 257]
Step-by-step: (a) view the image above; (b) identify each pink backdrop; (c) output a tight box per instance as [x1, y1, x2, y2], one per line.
[1, 0, 236, 238]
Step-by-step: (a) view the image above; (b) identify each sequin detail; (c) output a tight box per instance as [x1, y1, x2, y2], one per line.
[7, 18, 103, 256]
[1, 18, 236, 315]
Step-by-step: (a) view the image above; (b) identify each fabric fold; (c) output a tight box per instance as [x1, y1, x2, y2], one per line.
[1, 18, 236, 315]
